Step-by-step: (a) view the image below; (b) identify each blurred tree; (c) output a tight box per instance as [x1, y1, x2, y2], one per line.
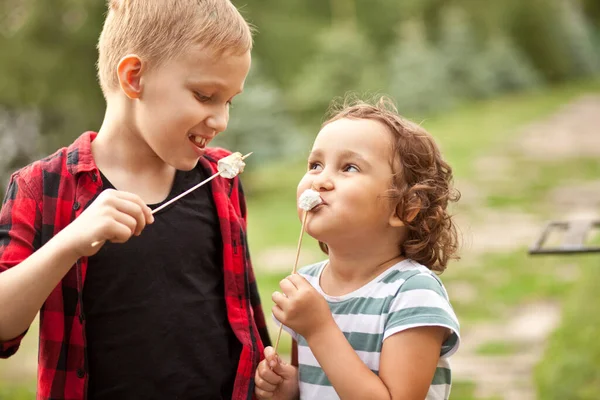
[388, 19, 455, 116]
[290, 23, 383, 128]
[559, 0, 600, 76]
[210, 60, 308, 166]
[438, 7, 497, 99]
[0, 0, 106, 152]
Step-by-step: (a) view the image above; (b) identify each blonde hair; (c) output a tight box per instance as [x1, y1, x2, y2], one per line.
[320, 95, 461, 272]
[97, 0, 253, 94]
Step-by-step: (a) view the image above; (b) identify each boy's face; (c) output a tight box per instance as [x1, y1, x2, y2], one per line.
[297, 118, 402, 248]
[133, 47, 251, 171]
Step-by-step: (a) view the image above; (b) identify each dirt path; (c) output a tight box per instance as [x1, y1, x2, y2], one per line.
[446, 95, 600, 399]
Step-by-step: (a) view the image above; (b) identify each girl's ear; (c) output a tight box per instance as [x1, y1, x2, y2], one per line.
[389, 196, 421, 227]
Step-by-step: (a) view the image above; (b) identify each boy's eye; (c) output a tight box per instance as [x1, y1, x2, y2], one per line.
[344, 164, 359, 173]
[194, 92, 212, 103]
[308, 162, 322, 171]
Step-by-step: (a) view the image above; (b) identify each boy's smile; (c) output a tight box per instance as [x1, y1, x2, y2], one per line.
[119, 47, 251, 171]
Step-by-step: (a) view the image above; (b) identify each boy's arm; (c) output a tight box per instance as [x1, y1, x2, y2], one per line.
[238, 180, 272, 347]
[0, 174, 153, 345]
[0, 173, 80, 346]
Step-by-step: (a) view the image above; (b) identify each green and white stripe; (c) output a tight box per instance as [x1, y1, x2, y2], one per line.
[279, 259, 460, 400]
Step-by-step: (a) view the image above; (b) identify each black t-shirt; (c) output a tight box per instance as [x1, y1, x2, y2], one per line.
[83, 166, 242, 400]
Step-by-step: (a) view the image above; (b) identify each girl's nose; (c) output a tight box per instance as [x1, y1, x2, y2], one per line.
[312, 174, 334, 192]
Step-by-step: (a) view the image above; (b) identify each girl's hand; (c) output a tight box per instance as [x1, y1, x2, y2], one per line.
[255, 347, 298, 400]
[272, 274, 333, 340]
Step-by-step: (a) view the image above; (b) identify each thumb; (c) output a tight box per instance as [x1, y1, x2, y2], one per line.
[273, 357, 296, 379]
[263, 346, 278, 369]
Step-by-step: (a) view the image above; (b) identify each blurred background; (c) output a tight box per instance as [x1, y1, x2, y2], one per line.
[1, 0, 600, 399]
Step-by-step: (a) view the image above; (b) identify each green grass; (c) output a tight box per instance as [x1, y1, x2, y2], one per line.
[484, 157, 600, 214]
[444, 250, 577, 323]
[421, 79, 600, 180]
[0, 387, 35, 400]
[475, 341, 521, 356]
[535, 256, 600, 400]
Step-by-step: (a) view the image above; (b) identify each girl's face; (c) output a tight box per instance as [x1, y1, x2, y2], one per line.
[297, 118, 404, 249]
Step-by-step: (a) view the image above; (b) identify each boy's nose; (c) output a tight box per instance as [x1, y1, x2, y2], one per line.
[206, 107, 229, 134]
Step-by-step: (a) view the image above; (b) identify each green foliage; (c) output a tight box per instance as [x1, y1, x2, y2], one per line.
[388, 20, 455, 116]
[290, 24, 384, 126]
[210, 61, 308, 165]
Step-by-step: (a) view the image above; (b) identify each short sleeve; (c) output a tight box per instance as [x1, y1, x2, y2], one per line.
[384, 273, 460, 357]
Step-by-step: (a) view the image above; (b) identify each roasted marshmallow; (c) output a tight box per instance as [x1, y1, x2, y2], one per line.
[218, 152, 245, 179]
[298, 189, 323, 211]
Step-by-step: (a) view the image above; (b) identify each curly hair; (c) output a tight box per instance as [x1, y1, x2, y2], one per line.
[318, 95, 461, 272]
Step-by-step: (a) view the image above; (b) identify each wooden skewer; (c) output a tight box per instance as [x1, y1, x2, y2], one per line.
[273, 210, 309, 354]
[91, 152, 252, 248]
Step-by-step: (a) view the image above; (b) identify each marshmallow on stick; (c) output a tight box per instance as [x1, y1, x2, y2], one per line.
[218, 151, 246, 179]
[91, 152, 251, 247]
[273, 188, 322, 353]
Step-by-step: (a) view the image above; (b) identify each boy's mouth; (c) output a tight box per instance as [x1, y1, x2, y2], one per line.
[188, 134, 208, 148]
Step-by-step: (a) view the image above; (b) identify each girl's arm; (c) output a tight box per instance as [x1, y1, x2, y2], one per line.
[306, 320, 446, 400]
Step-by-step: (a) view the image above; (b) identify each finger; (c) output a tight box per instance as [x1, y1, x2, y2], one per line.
[272, 291, 288, 309]
[255, 374, 278, 392]
[107, 220, 137, 243]
[287, 273, 310, 289]
[273, 361, 297, 379]
[257, 363, 283, 386]
[114, 191, 154, 224]
[255, 387, 274, 399]
[113, 198, 147, 235]
[263, 346, 277, 366]
[111, 209, 139, 236]
[272, 304, 285, 325]
[279, 278, 297, 297]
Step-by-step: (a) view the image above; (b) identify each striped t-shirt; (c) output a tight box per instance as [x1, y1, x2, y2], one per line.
[279, 259, 460, 400]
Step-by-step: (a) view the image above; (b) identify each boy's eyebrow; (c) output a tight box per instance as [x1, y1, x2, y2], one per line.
[188, 79, 244, 95]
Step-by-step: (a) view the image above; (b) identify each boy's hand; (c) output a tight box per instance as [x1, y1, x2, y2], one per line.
[63, 189, 154, 257]
[255, 346, 298, 400]
[272, 274, 333, 340]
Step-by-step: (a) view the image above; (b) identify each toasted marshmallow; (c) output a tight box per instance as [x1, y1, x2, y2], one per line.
[218, 152, 245, 179]
[298, 189, 323, 211]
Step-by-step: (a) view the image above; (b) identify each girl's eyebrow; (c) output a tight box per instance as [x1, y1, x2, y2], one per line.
[308, 149, 371, 166]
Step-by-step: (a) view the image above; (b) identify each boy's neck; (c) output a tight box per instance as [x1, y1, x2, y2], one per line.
[92, 97, 178, 204]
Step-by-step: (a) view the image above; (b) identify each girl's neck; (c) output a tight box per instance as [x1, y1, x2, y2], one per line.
[321, 244, 405, 297]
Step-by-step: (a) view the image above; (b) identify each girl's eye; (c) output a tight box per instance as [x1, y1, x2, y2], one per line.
[308, 162, 323, 171]
[344, 164, 359, 173]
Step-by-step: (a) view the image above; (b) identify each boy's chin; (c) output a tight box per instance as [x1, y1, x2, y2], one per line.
[168, 157, 200, 172]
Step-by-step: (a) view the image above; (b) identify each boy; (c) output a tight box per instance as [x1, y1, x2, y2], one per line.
[0, 0, 271, 399]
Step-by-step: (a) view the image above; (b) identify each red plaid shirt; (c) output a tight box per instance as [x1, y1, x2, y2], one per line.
[0, 132, 270, 400]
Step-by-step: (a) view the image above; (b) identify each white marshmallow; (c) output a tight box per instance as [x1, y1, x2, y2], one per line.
[298, 189, 322, 211]
[218, 152, 245, 179]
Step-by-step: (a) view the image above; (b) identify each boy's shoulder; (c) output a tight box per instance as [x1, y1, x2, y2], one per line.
[10, 131, 94, 182]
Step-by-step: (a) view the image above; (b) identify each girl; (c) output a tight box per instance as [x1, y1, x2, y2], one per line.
[255, 96, 460, 400]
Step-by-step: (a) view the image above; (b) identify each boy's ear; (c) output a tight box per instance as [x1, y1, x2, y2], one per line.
[117, 54, 144, 99]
